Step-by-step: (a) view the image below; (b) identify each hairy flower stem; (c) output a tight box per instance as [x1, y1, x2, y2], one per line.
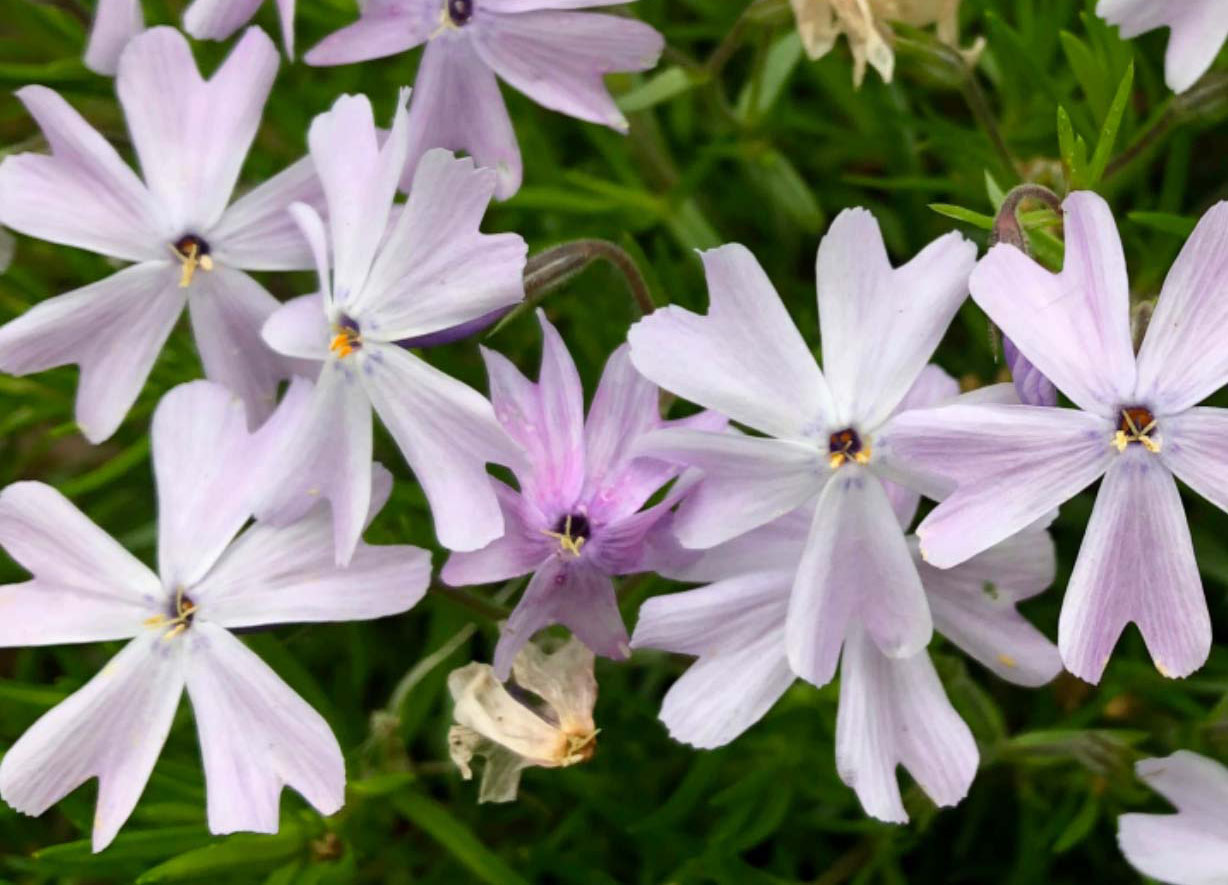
[989, 184, 1064, 253]
[489, 239, 656, 337]
[1105, 73, 1228, 182]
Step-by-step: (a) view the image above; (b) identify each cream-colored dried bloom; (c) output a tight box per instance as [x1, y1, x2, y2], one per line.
[790, 0, 979, 87]
[448, 637, 598, 803]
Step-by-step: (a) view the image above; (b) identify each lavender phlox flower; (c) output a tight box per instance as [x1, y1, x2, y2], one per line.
[303, 0, 664, 200]
[626, 210, 977, 689]
[442, 309, 723, 678]
[1119, 751, 1228, 885]
[448, 636, 597, 803]
[0, 380, 430, 851]
[883, 193, 1228, 683]
[86, 0, 297, 75]
[631, 494, 1060, 822]
[260, 91, 527, 564]
[1097, 0, 1228, 93]
[0, 27, 321, 442]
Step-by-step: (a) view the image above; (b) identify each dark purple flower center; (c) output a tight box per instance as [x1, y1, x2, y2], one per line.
[828, 427, 869, 468]
[1115, 406, 1160, 453]
[552, 512, 591, 542]
[152, 589, 197, 640]
[447, 0, 474, 26]
[171, 233, 214, 287]
[173, 233, 211, 260]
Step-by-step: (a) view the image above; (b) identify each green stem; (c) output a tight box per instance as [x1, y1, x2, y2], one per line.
[427, 582, 510, 623]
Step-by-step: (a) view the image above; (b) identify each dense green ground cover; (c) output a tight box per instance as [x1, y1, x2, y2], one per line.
[1, 0, 1227, 881]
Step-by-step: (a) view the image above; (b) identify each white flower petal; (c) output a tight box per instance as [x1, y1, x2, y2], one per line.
[0, 633, 185, 852]
[185, 623, 345, 834]
[817, 209, 975, 429]
[0, 482, 162, 646]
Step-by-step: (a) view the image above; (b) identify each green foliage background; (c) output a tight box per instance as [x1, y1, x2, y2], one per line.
[1, 0, 1227, 881]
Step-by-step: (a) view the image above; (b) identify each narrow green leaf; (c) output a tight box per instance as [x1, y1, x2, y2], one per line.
[392, 793, 530, 885]
[135, 829, 306, 883]
[616, 66, 696, 113]
[1088, 62, 1135, 186]
[1053, 791, 1100, 853]
[1057, 105, 1080, 186]
[34, 826, 212, 865]
[928, 203, 994, 229]
[1127, 210, 1197, 236]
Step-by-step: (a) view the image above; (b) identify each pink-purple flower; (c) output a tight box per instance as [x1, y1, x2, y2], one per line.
[304, 0, 664, 200]
[626, 211, 977, 688]
[86, 0, 297, 75]
[1097, 0, 1228, 93]
[0, 27, 319, 442]
[1119, 751, 1228, 885]
[0, 381, 430, 851]
[260, 91, 527, 563]
[632, 498, 1060, 821]
[884, 193, 1228, 684]
[442, 310, 722, 678]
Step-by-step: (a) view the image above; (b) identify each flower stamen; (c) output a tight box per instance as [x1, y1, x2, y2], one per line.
[170, 235, 213, 288]
[542, 513, 589, 559]
[1113, 406, 1160, 454]
[147, 587, 197, 641]
[330, 316, 362, 359]
[828, 427, 871, 469]
[433, 0, 473, 36]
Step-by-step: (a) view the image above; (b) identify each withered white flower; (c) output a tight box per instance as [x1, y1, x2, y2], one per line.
[790, 0, 982, 87]
[448, 637, 598, 803]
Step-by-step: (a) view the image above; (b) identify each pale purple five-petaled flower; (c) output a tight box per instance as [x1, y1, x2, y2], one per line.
[1118, 750, 1228, 885]
[260, 91, 527, 563]
[443, 310, 722, 678]
[87, 0, 297, 75]
[884, 193, 1228, 684]
[633, 495, 1061, 822]
[0, 381, 430, 852]
[1097, 0, 1228, 93]
[304, 0, 664, 199]
[625, 209, 978, 689]
[0, 26, 319, 443]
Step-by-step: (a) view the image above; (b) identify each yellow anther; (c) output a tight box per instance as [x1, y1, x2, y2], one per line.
[431, 5, 456, 38]
[170, 241, 213, 289]
[330, 326, 361, 359]
[1114, 407, 1160, 453]
[997, 653, 1017, 669]
[153, 587, 197, 641]
[542, 514, 587, 559]
[828, 442, 872, 470]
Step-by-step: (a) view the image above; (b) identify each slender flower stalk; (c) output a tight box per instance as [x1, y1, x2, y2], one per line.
[626, 210, 977, 688]
[260, 91, 527, 564]
[0, 381, 431, 851]
[0, 27, 321, 442]
[304, 0, 664, 200]
[632, 493, 1060, 821]
[883, 193, 1228, 683]
[442, 310, 722, 677]
[1118, 751, 1228, 885]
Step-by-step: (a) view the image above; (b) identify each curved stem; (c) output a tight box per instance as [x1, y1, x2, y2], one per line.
[489, 239, 656, 337]
[989, 184, 1063, 252]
